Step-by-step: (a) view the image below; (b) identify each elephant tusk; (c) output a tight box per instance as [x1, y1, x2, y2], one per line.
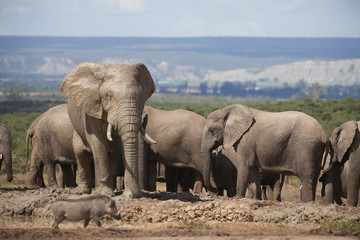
[107, 123, 113, 142]
[140, 126, 156, 144]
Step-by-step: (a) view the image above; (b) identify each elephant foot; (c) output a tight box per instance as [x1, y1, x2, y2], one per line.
[73, 184, 91, 194]
[122, 189, 143, 199]
[26, 184, 43, 189]
[93, 185, 114, 197]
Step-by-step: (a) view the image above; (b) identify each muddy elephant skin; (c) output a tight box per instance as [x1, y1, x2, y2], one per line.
[50, 195, 121, 229]
[61, 62, 155, 197]
[25, 104, 78, 189]
[320, 120, 360, 206]
[139, 106, 207, 193]
[202, 104, 329, 202]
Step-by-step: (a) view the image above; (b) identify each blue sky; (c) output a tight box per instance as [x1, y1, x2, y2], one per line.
[0, 0, 359, 37]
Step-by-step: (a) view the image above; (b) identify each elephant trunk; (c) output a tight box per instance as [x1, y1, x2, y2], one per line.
[111, 106, 142, 198]
[201, 137, 217, 193]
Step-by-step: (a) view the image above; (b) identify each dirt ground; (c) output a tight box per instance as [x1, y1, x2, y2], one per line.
[1, 179, 360, 239]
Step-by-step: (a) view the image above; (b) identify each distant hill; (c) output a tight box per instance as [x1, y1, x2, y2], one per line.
[0, 36, 359, 86]
[204, 59, 360, 86]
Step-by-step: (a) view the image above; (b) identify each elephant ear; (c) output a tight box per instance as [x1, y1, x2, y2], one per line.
[141, 107, 149, 129]
[60, 62, 108, 119]
[223, 104, 254, 150]
[330, 121, 357, 163]
[133, 63, 155, 110]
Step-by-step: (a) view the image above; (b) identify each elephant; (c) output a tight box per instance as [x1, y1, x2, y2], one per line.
[210, 150, 237, 197]
[258, 170, 285, 201]
[320, 120, 360, 207]
[60, 62, 156, 197]
[139, 106, 208, 194]
[201, 104, 329, 202]
[25, 104, 79, 189]
[164, 165, 203, 193]
[212, 148, 284, 200]
[0, 123, 13, 182]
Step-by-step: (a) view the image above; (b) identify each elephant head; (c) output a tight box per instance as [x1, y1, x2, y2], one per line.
[330, 120, 358, 164]
[201, 104, 254, 191]
[61, 62, 155, 196]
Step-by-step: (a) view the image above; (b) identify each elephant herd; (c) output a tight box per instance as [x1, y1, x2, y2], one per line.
[1, 62, 359, 207]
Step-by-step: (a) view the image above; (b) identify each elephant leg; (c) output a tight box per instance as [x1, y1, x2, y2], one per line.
[346, 169, 359, 207]
[321, 171, 335, 204]
[193, 172, 203, 194]
[37, 162, 46, 187]
[116, 176, 124, 190]
[244, 167, 261, 199]
[109, 152, 122, 190]
[299, 176, 317, 202]
[26, 166, 41, 189]
[58, 165, 65, 188]
[73, 132, 92, 194]
[218, 188, 224, 196]
[273, 174, 285, 202]
[236, 161, 250, 198]
[145, 160, 157, 191]
[165, 166, 178, 192]
[60, 165, 77, 188]
[44, 161, 58, 188]
[87, 135, 113, 195]
[262, 185, 268, 200]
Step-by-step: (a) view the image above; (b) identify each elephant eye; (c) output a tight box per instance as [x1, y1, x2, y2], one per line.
[105, 92, 113, 100]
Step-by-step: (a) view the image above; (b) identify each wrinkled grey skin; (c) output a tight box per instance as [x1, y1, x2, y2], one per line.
[320, 121, 360, 207]
[202, 104, 329, 202]
[51, 195, 121, 229]
[0, 123, 13, 182]
[139, 106, 207, 193]
[61, 62, 155, 197]
[26, 104, 78, 189]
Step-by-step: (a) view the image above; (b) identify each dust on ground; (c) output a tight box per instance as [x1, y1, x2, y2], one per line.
[0, 185, 360, 240]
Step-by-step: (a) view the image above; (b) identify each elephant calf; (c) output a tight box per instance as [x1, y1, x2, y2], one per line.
[50, 195, 121, 229]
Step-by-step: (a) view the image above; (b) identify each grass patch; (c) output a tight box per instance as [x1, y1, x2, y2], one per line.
[275, 222, 293, 228]
[320, 218, 360, 235]
[182, 220, 211, 230]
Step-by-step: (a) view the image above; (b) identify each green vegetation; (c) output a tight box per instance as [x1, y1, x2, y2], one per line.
[182, 220, 211, 230]
[320, 218, 360, 235]
[0, 95, 360, 176]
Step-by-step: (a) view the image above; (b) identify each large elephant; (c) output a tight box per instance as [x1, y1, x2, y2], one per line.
[320, 121, 360, 206]
[60, 62, 155, 197]
[26, 104, 79, 189]
[201, 104, 329, 202]
[0, 123, 13, 182]
[139, 106, 208, 193]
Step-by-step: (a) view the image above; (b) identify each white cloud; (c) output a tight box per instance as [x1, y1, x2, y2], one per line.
[90, 0, 146, 13]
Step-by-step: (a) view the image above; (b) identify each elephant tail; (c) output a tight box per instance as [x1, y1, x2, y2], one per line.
[26, 125, 36, 164]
